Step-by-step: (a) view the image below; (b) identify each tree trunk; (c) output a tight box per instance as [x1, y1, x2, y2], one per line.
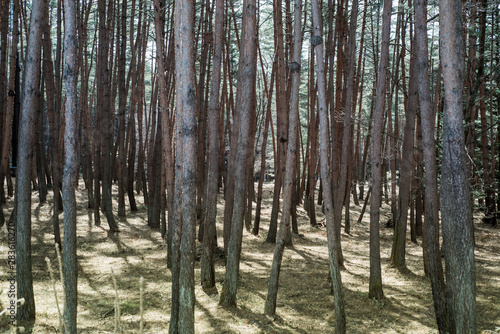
[17, 0, 48, 326]
[333, 0, 358, 266]
[267, 0, 288, 244]
[390, 51, 417, 269]
[116, 0, 127, 218]
[201, 0, 225, 290]
[42, 9, 63, 246]
[220, 0, 257, 307]
[62, 0, 79, 330]
[369, 0, 391, 300]
[415, 0, 449, 331]
[253, 61, 275, 235]
[439, 0, 477, 331]
[97, 0, 118, 232]
[477, 0, 495, 226]
[265, 0, 302, 315]
[310, 0, 346, 331]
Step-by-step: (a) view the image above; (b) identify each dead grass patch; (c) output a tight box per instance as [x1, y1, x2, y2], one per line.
[0, 182, 499, 333]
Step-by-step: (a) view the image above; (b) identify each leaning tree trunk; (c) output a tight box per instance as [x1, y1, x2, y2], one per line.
[17, 0, 48, 326]
[265, 0, 302, 315]
[439, 0, 477, 331]
[266, 0, 287, 243]
[220, 0, 257, 307]
[310, 0, 346, 331]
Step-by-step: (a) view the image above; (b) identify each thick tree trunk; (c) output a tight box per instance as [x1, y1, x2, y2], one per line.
[415, 0, 449, 331]
[62, 0, 79, 330]
[439, 0, 477, 331]
[220, 0, 257, 307]
[310, 0, 346, 331]
[17, 0, 48, 326]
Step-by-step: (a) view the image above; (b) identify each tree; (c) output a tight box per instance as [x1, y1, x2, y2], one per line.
[170, 0, 198, 329]
[265, 0, 302, 315]
[334, 0, 358, 254]
[201, 0, 225, 290]
[266, 0, 288, 244]
[439, 0, 477, 331]
[96, 0, 118, 232]
[62, 0, 79, 330]
[220, 0, 257, 307]
[17, 0, 49, 326]
[310, 0, 346, 330]
[390, 50, 417, 269]
[0, 0, 19, 221]
[369, 0, 392, 300]
[414, 0, 448, 331]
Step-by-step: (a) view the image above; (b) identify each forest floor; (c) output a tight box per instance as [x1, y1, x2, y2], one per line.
[1, 181, 500, 333]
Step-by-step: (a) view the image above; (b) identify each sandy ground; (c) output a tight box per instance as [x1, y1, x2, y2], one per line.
[0, 182, 499, 333]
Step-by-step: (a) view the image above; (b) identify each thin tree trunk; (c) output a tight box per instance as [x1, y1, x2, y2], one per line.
[265, 0, 302, 315]
[201, 0, 224, 289]
[36, 76, 48, 203]
[369, 0, 391, 300]
[97, 0, 118, 232]
[253, 61, 275, 235]
[267, 0, 288, 243]
[390, 51, 417, 269]
[116, 0, 127, 218]
[2, 17, 18, 203]
[477, 0, 495, 226]
[333, 0, 358, 266]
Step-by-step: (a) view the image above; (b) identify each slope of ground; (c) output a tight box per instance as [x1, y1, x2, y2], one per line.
[0, 182, 499, 333]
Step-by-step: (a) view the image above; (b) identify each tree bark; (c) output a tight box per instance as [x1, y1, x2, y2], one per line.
[369, 0, 391, 300]
[439, 0, 477, 331]
[17, 0, 48, 326]
[220, 0, 257, 307]
[201, 0, 224, 290]
[310, 0, 346, 331]
[415, 0, 449, 331]
[267, 0, 288, 243]
[390, 51, 417, 269]
[62, 0, 79, 330]
[97, 0, 118, 232]
[265, 0, 302, 315]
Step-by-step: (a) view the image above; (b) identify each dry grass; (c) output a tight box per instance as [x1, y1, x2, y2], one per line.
[0, 182, 499, 333]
